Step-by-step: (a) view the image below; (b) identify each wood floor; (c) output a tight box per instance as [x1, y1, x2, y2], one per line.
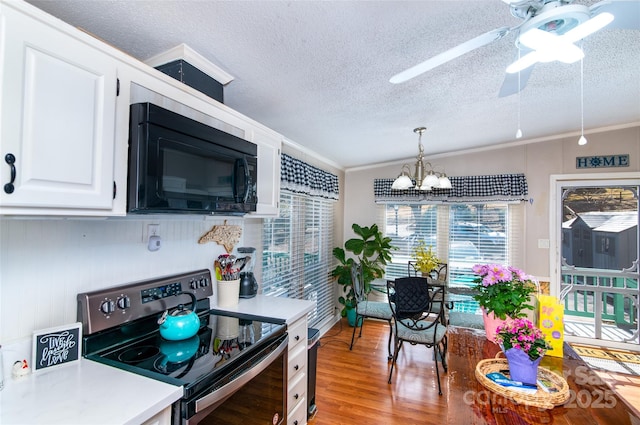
[308, 317, 448, 425]
[307, 317, 640, 425]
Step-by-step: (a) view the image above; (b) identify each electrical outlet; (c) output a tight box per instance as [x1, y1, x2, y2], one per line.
[148, 224, 159, 237]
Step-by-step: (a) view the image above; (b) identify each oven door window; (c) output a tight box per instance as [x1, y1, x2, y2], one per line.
[185, 336, 287, 425]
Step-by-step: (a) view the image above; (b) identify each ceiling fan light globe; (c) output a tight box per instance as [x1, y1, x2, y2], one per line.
[565, 12, 614, 43]
[506, 51, 540, 73]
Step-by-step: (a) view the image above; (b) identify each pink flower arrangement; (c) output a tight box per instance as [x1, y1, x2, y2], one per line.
[495, 318, 551, 361]
[471, 263, 537, 320]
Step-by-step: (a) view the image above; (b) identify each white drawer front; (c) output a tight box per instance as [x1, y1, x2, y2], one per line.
[287, 371, 307, 411]
[287, 393, 307, 425]
[288, 318, 306, 351]
[288, 343, 307, 380]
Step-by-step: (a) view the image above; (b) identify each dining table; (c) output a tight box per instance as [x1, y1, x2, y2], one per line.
[446, 326, 640, 424]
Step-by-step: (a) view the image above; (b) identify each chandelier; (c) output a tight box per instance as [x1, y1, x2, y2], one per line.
[391, 127, 452, 191]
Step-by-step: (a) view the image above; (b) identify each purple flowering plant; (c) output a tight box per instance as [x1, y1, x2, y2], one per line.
[471, 264, 537, 320]
[495, 318, 551, 361]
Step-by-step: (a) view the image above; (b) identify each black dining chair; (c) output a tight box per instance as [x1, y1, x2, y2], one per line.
[386, 276, 448, 394]
[349, 262, 394, 359]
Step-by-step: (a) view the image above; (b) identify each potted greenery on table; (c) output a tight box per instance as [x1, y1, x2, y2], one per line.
[331, 223, 395, 326]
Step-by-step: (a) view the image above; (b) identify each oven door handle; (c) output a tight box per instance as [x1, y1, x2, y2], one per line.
[194, 335, 288, 413]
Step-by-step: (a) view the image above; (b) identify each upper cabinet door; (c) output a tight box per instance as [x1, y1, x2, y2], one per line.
[250, 127, 281, 217]
[0, 3, 118, 213]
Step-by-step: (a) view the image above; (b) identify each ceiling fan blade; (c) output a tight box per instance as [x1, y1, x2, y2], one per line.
[590, 0, 640, 30]
[498, 62, 535, 97]
[389, 26, 511, 84]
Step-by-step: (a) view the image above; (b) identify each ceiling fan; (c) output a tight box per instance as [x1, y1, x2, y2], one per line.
[390, 0, 640, 96]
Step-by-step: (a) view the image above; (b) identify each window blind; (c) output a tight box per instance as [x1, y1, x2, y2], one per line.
[448, 204, 508, 286]
[262, 191, 335, 328]
[383, 202, 523, 287]
[383, 204, 438, 279]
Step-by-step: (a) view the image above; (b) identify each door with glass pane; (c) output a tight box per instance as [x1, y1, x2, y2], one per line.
[558, 180, 639, 350]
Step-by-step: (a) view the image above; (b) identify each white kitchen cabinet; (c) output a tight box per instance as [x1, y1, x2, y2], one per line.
[0, 1, 124, 215]
[287, 315, 308, 425]
[141, 406, 172, 425]
[249, 126, 281, 217]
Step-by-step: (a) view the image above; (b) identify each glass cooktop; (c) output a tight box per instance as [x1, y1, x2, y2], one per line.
[84, 310, 286, 392]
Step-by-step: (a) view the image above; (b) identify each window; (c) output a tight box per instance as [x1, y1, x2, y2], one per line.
[383, 202, 521, 286]
[262, 191, 335, 328]
[448, 204, 508, 285]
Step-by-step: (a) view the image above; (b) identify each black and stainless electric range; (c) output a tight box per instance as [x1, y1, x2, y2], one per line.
[77, 269, 288, 425]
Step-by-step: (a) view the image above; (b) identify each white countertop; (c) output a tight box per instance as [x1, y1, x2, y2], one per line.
[0, 358, 182, 425]
[0, 295, 314, 425]
[211, 295, 316, 324]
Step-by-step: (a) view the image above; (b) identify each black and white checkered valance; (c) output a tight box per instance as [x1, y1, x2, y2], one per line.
[281, 154, 339, 200]
[374, 173, 528, 203]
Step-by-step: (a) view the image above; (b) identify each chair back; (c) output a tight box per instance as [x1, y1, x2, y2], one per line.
[350, 262, 366, 302]
[387, 277, 444, 325]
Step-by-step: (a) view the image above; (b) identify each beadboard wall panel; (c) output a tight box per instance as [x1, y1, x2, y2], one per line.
[0, 217, 254, 344]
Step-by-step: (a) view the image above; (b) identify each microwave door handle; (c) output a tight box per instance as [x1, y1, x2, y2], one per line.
[234, 157, 250, 203]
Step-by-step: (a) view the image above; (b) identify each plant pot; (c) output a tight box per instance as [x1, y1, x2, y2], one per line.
[504, 347, 543, 385]
[482, 308, 509, 343]
[346, 308, 363, 327]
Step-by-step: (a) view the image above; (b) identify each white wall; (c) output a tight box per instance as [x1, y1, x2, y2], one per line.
[0, 216, 262, 345]
[343, 125, 640, 279]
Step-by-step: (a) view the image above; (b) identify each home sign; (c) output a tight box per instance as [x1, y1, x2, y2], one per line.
[576, 154, 629, 169]
[32, 322, 82, 373]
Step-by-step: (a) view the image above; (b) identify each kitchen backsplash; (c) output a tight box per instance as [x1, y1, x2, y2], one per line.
[0, 216, 263, 344]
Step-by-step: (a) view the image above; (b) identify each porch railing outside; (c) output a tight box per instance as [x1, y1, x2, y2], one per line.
[561, 265, 639, 345]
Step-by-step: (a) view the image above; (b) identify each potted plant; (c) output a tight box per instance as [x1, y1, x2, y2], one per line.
[331, 224, 395, 325]
[412, 241, 441, 276]
[495, 318, 551, 384]
[471, 264, 537, 342]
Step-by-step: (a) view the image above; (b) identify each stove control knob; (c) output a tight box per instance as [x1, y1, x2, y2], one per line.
[199, 277, 208, 287]
[117, 296, 130, 310]
[190, 279, 199, 290]
[100, 300, 115, 315]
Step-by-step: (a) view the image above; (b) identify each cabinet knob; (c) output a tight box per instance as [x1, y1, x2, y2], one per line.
[294, 364, 299, 371]
[295, 335, 300, 341]
[294, 393, 299, 400]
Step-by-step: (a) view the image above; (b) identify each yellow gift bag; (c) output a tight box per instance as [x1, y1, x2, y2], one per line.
[538, 295, 564, 357]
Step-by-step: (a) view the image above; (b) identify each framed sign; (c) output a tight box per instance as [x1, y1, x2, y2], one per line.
[32, 322, 82, 373]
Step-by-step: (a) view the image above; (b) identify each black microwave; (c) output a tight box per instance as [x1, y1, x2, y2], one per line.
[127, 102, 257, 215]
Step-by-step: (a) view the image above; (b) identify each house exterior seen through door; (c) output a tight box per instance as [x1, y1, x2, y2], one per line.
[553, 175, 639, 351]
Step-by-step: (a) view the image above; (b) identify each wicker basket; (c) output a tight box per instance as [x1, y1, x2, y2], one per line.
[475, 358, 570, 409]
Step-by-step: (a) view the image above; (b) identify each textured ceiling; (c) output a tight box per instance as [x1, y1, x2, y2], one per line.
[26, 0, 640, 169]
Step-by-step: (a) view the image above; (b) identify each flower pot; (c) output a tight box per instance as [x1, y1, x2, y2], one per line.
[346, 308, 363, 327]
[482, 309, 508, 343]
[504, 347, 543, 385]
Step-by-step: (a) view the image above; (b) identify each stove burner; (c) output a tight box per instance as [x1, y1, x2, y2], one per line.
[154, 355, 196, 375]
[118, 345, 160, 364]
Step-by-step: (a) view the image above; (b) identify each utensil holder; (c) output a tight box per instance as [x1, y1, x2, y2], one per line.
[217, 279, 240, 307]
